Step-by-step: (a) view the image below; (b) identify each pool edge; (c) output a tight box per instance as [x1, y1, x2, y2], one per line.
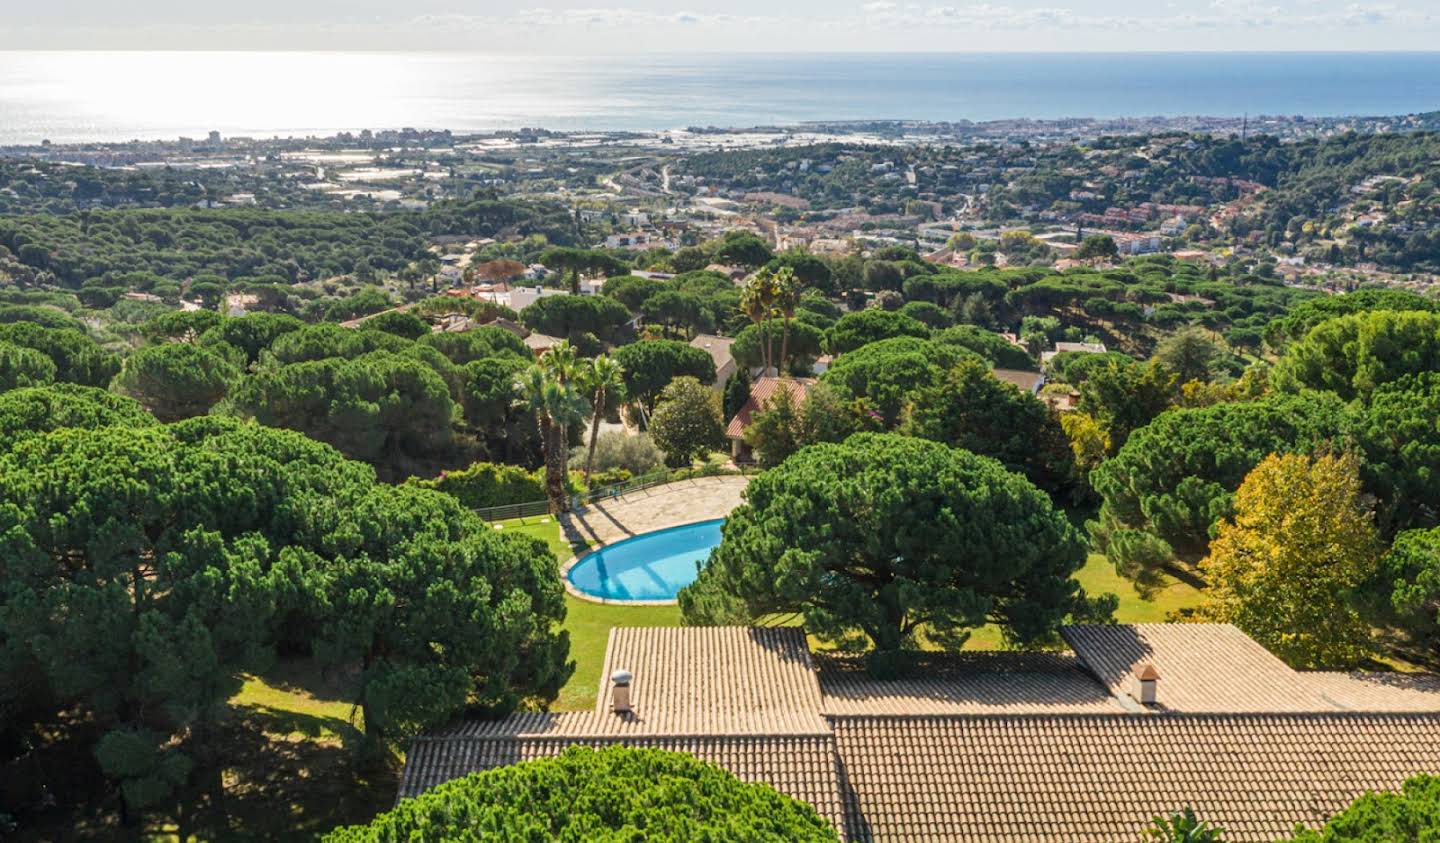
[559, 518, 723, 606]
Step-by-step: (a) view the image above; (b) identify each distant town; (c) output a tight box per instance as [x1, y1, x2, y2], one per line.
[4, 111, 1437, 303]
[4, 104, 1440, 841]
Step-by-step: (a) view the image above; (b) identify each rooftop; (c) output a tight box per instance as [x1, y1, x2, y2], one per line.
[817, 652, 1121, 715]
[725, 376, 814, 439]
[1062, 623, 1340, 712]
[989, 368, 1045, 393]
[399, 624, 1440, 842]
[688, 333, 736, 371]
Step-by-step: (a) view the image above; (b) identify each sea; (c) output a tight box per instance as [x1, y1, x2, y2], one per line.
[1, 51, 1439, 145]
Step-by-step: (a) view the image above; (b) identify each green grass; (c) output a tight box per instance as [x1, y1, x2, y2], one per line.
[493, 515, 683, 711]
[962, 553, 1203, 649]
[232, 660, 361, 740]
[556, 598, 682, 710]
[498, 517, 1208, 700]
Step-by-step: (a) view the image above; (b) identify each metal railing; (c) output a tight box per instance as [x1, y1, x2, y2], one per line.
[472, 463, 759, 522]
[473, 498, 554, 522]
[572, 467, 682, 509]
[572, 463, 761, 509]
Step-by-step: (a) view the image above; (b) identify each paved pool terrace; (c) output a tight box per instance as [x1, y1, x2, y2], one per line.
[560, 475, 748, 548]
[558, 475, 750, 605]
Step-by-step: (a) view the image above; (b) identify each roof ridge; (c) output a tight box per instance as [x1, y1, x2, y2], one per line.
[519, 730, 839, 741]
[824, 710, 1440, 722]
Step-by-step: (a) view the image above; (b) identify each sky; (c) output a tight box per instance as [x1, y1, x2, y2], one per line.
[2, 0, 1437, 52]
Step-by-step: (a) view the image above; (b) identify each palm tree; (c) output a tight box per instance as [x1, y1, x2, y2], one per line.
[518, 343, 589, 513]
[741, 269, 779, 375]
[579, 355, 625, 485]
[771, 266, 800, 376]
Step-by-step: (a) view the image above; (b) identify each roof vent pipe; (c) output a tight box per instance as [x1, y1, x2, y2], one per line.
[611, 669, 633, 713]
[1133, 663, 1159, 706]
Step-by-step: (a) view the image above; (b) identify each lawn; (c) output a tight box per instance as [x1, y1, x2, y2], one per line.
[20, 660, 395, 843]
[963, 553, 1204, 649]
[492, 515, 683, 710]
[494, 517, 1207, 695]
[232, 659, 360, 740]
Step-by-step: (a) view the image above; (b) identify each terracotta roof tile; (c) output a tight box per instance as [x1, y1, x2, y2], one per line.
[832, 713, 1440, 842]
[586, 626, 829, 735]
[1062, 623, 1334, 712]
[990, 368, 1044, 392]
[400, 733, 847, 834]
[689, 334, 736, 371]
[1300, 671, 1440, 711]
[818, 653, 1123, 715]
[725, 377, 813, 439]
[397, 626, 1440, 841]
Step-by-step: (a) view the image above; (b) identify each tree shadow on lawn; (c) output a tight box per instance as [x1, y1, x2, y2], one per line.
[13, 705, 396, 843]
[247, 657, 362, 705]
[183, 706, 397, 841]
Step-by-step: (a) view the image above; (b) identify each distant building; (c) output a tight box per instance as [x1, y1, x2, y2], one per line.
[1041, 341, 1107, 369]
[725, 377, 814, 461]
[704, 263, 749, 284]
[604, 232, 650, 250]
[523, 332, 563, 356]
[506, 286, 562, 312]
[689, 334, 736, 390]
[990, 368, 1045, 395]
[1114, 234, 1163, 255]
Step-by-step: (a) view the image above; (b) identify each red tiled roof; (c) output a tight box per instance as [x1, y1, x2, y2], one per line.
[1299, 671, 1440, 712]
[1061, 624, 1335, 713]
[400, 624, 1440, 841]
[689, 334, 736, 373]
[818, 653, 1123, 716]
[401, 733, 847, 834]
[725, 377, 814, 439]
[833, 713, 1440, 842]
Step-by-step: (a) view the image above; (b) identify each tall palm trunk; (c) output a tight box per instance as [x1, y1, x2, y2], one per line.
[779, 315, 792, 377]
[760, 317, 773, 376]
[543, 419, 569, 513]
[583, 385, 607, 485]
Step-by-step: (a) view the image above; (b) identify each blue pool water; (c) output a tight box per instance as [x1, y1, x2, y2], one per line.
[567, 519, 723, 602]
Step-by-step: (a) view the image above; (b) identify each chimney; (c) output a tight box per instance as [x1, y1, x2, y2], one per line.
[611, 669, 633, 713]
[1133, 663, 1159, 705]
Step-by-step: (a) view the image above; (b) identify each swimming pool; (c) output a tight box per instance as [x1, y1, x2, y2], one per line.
[565, 519, 724, 602]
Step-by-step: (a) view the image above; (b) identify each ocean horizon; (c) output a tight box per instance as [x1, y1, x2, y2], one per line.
[2, 50, 1439, 145]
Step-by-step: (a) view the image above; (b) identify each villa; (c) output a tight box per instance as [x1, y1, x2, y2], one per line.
[398, 623, 1440, 842]
[990, 367, 1045, 394]
[724, 376, 815, 461]
[689, 333, 737, 390]
[1041, 340, 1108, 369]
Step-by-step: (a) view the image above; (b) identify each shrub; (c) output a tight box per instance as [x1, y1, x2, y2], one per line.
[1142, 808, 1225, 842]
[411, 461, 545, 509]
[649, 376, 725, 468]
[569, 431, 664, 478]
[323, 746, 838, 842]
[1281, 774, 1440, 842]
[363, 309, 431, 340]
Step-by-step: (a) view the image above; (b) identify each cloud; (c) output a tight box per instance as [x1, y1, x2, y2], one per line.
[4, 0, 1433, 51]
[441, 7, 766, 28]
[846, 0, 1425, 30]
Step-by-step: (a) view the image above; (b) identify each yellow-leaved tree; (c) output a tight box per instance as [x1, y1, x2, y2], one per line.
[1199, 451, 1381, 668]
